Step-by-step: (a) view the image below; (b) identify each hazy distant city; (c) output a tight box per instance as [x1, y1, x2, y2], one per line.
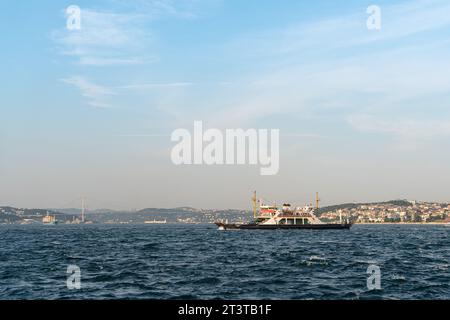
[319, 200, 450, 224]
[2, 200, 449, 225]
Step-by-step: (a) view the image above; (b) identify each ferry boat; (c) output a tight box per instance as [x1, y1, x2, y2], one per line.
[215, 192, 352, 230]
[42, 213, 58, 225]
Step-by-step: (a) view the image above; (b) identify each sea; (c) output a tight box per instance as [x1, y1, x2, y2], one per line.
[0, 224, 448, 300]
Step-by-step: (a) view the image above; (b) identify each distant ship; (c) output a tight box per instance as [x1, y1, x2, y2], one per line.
[215, 192, 352, 230]
[144, 219, 167, 224]
[42, 213, 58, 225]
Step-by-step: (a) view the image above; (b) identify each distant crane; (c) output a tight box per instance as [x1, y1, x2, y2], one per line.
[81, 197, 86, 223]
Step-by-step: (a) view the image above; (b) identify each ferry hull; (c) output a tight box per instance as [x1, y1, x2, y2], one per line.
[215, 222, 352, 230]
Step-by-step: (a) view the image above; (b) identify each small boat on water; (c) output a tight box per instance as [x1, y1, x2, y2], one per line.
[144, 219, 167, 224]
[215, 192, 352, 230]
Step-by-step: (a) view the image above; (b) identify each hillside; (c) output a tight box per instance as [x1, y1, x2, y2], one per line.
[318, 200, 413, 215]
[0, 207, 77, 224]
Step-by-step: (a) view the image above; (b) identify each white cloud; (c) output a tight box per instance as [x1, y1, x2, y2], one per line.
[61, 77, 195, 108]
[61, 76, 116, 108]
[111, 0, 198, 19]
[52, 9, 151, 66]
[196, 0, 450, 131]
[187, 45, 450, 130]
[51, 1, 219, 66]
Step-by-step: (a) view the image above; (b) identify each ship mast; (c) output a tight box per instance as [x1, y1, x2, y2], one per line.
[315, 192, 320, 212]
[252, 191, 257, 219]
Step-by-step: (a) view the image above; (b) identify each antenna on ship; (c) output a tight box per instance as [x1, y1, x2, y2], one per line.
[252, 191, 257, 219]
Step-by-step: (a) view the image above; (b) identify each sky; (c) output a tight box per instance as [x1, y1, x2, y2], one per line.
[1, 0, 450, 210]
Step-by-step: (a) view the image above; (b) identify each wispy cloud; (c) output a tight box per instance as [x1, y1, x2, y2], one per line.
[198, 0, 450, 131]
[192, 45, 450, 130]
[348, 114, 450, 138]
[61, 76, 116, 108]
[78, 57, 148, 66]
[52, 9, 151, 66]
[229, 0, 450, 58]
[51, 0, 218, 66]
[117, 82, 194, 90]
[61, 77, 195, 108]
[110, 0, 210, 19]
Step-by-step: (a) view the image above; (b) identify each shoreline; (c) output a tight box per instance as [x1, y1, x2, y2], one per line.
[354, 222, 449, 225]
[1, 221, 449, 226]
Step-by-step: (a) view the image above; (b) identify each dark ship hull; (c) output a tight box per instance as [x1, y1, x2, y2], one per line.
[215, 222, 353, 230]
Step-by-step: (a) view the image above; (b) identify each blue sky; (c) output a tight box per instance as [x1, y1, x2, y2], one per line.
[1, 0, 450, 209]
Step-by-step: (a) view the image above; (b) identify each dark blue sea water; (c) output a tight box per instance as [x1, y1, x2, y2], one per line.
[0, 224, 448, 300]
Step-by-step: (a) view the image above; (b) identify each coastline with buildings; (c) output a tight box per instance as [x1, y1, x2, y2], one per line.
[0, 200, 449, 225]
[319, 200, 450, 224]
